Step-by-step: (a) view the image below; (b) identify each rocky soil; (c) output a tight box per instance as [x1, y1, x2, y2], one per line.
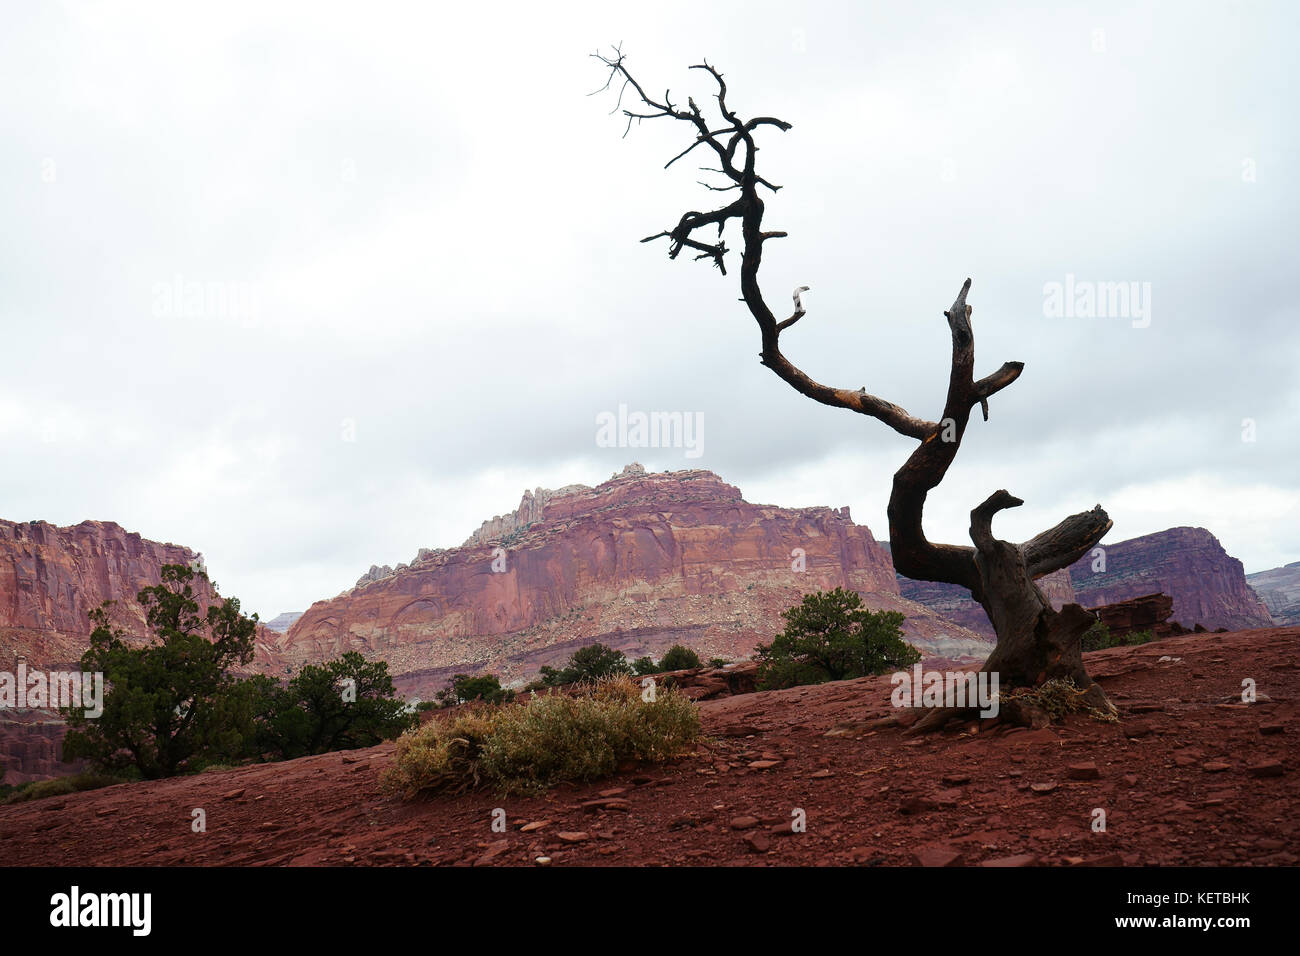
[1, 627, 1294, 867]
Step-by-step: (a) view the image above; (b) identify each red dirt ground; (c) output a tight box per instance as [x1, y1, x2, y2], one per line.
[1, 628, 1295, 867]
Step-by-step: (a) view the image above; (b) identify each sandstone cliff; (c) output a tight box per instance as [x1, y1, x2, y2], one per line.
[1247, 562, 1300, 625]
[270, 467, 990, 699]
[0, 519, 215, 673]
[0, 519, 270, 783]
[1067, 527, 1275, 631]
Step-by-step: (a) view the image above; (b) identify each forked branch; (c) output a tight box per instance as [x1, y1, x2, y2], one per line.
[595, 48, 1109, 597]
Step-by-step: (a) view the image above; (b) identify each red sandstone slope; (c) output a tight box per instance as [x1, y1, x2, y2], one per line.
[268, 465, 991, 699]
[1, 627, 1293, 867]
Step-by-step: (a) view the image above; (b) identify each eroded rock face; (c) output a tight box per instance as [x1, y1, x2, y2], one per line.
[0, 711, 86, 785]
[1248, 562, 1300, 625]
[1068, 527, 1276, 632]
[1088, 592, 1190, 639]
[355, 565, 394, 589]
[270, 468, 990, 699]
[0, 519, 215, 672]
[0, 519, 270, 783]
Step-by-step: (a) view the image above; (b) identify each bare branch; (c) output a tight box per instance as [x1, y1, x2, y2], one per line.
[1022, 505, 1113, 579]
[971, 490, 1024, 552]
[597, 47, 1120, 720]
[775, 285, 809, 332]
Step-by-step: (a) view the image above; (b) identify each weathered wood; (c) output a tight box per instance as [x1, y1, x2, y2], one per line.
[596, 49, 1117, 729]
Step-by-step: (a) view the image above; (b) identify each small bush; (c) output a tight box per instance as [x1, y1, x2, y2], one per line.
[756, 588, 920, 690]
[3, 773, 129, 805]
[537, 642, 632, 686]
[657, 644, 701, 672]
[1081, 621, 1112, 651]
[631, 656, 660, 676]
[1122, 629, 1157, 646]
[1082, 623, 1159, 652]
[436, 673, 513, 707]
[381, 675, 701, 798]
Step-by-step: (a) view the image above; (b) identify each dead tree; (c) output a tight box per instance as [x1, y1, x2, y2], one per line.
[593, 48, 1116, 731]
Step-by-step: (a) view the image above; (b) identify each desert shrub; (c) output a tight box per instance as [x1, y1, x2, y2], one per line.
[707, 657, 730, 668]
[3, 772, 129, 805]
[631, 656, 660, 676]
[436, 673, 512, 707]
[755, 588, 921, 690]
[248, 652, 415, 760]
[62, 564, 258, 779]
[1121, 629, 1157, 646]
[657, 644, 701, 671]
[1081, 621, 1113, 651]
[537, 642, 632, 686]
[1082, 623, 1158, 652]
[381, 675, 701, 798]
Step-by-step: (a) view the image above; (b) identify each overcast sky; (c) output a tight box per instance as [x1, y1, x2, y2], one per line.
[2, 1, 1296, 619]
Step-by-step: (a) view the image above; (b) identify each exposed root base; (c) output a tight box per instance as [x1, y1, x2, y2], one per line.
[901, 679, 1118, 736]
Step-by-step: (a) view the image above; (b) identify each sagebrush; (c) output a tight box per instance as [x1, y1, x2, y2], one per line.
[382, 675, 701, 797]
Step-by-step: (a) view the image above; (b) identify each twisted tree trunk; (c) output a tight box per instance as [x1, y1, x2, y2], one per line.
[594, 49, 1116, 730]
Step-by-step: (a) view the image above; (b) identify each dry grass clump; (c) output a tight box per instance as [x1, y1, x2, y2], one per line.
[381, 674, 701, 798]
[998, 677, 1120, 724]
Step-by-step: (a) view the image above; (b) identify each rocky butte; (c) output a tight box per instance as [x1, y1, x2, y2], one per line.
[268, 464, 991, 699]
[1066, 526, 1275, 631]
[0, 519, 215, 672]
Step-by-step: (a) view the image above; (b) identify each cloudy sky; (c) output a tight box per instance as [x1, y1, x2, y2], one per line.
[2, 1, 1296, 619]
